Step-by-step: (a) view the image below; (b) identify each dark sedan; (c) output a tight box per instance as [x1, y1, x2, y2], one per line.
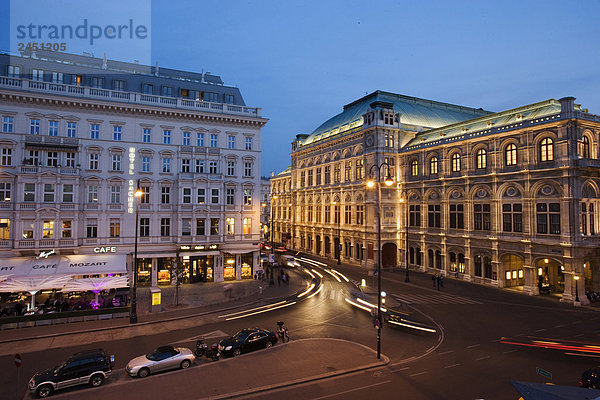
[581, 367, 600, 389]
[219, 328, 277, 357]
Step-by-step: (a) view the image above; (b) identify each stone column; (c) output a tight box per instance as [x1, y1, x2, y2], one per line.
[522, 265, 538, 296]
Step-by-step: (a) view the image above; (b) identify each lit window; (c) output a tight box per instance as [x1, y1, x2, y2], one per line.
[505, 143, 517, 166]
[451, 153, 461, 172]
[540, 137, 554, 162]
[476, 149, 487, 169]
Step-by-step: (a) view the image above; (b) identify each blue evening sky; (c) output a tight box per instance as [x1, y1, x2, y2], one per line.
[2, 0, 600, 176]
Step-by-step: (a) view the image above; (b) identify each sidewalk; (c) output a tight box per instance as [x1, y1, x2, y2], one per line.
[0, 267, 307, 350]
[52, 338, 390, 400]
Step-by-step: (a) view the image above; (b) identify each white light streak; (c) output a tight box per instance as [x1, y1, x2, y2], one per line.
[331, 269, 350, 282]
[388, 319, 436, 333]
[298, 283, 315, 298]
[224, 301, 297, 321]
[324, 269, 342, 283]
[307, 283, 323, 298]
[311, 269, 324, 278]
[344, 297, 372, 312]
[218, 300, 288, 318]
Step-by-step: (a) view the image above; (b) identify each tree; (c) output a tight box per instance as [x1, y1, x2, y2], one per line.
[172, 249, 185, 306]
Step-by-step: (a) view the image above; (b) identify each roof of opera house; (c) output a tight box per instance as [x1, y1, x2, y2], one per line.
[300, 90, 492, 146]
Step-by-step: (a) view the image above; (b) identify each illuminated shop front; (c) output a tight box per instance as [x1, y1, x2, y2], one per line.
[224, 253, 236, 281]
[241, 253, 253, 279]
[187, 255, 215, 283]
[137, 258, 152, 286]
[157, 258, 172, 285]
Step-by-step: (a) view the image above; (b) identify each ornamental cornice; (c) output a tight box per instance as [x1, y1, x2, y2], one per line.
[0, 90, 268, 128]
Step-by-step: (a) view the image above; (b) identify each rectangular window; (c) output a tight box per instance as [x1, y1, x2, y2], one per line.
[110, 219, 120, 238]
[245, 136, 252, 150]
[140, 218, 150, 237]
[90, 124, 100, 140]
[142, 128, 151, 143]
[503, 203, 523, 232]
[30, 119, 40, 135]
[181, 219, 191, 236]
[181, 158, 191, 173]
[316, 168, 322, 185]
[32, 69, 44, 81]
[28, 150, 39, 166]
[345, 205, 351, 224]
[113, 80, 125, 91]
[449, 204, 464, 229]
[210, 218, 219, 235]
[324, 166, 331, 184]
[211, 189, 219, 204]
[537, 203, 562, 234]
[410, 205, 421, 227]
[198, 189, 206, 204]
[72, 74, 82, 86]
[224, 94, 234, 104]
[140, 186, 150, 204]
[88, 185, 98, 203]
[205, 92, 219, 102]
[89, 153, 99, 170]
[182, 131, 191, 146]
[355, 159, 363, 180]
[62, 184, 73, 203]
[161, 186, 170, 204]
[61, 220, 72, 238]
[48, 120, 59, 136]
[46, 151, 58, 167]
[195, 160, 205, 173]
[162, 158, 171, 173]
[474, 204, 491, 230]
[7, 65, 21, 77]
[210, 134, 218, 148]
[226, 217, 235, 235]
[24, 183, 35, 202]
[345, 161, 352, 181]
[183, 187, 192, 204]
[226, 188, 235, 205]
[244, 162, 252, 177]
[43, 184, 54, 202]
[110, 185, 121, 204]
[160, 218, 170, 236]
[163, 129, 171, 144]
[228, 135, 235, 149]
[22, 220, 34, 239]
[243, 217, 252, 234]
[324, 205, 331, 224]
[111, 155, 122, 171]
[51, 72, 63, 83]
[43, 220, 54, 238]
[244, 189, 252, 205]
[428, 204, 441, 228]
[334, 163, 341, 183]
[307, 169, 313, 186]
[2, 116, 14, 133]
[91, 77, 104, 88]
[86, 219, 97, 238]
[142, 156, 151, 172]
[113, 126, 122, 141]
[0, 183, 11, 202]
[197, 133, 205, 147]
[65, 152, 76, 168]
[161, 86, 173, 97]
[196, 219, 206, 236]
[142, 83, 153, 94]
[1, 148, 11, 166]
[209, 161, 217, 174]
[66, 122, 77, 138]
[227, 160, 235, 176]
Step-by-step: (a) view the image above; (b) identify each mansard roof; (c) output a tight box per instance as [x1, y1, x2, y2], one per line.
[301, 90, 492, 146]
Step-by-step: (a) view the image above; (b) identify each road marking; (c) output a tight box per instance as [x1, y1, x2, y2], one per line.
[514, 333, 524, 337]
[503, 349, 518, 354]
[311, 380, 393, 400]
[438, 350, 454, 355]
[475, 355, 491, 361]
[554, 324, 566, 328]
[409, 371, 428, 377]
[391, 292, 482, 305]
[467, 344, 480, 349]
[574, 333, 585, 337]
[396, 367, 410, 371]
[535, 329, 546, 332]
[444, 363, 461, 369]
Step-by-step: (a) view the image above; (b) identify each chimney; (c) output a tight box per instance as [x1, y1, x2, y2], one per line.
[558, 97, 575, 113]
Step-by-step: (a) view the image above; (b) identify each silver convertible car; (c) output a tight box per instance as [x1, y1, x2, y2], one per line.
[126, 346, 194, 378]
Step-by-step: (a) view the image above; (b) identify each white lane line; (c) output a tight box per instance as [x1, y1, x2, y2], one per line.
[310, 380, 393, 400]
[409, 371, 428, 377]
[391, 294, 414, 304]
[503, 349, 518, 354]
[444, 363, 461, 369]
[467, 344, 480, 349]
[574, 333, 585, 337]
[535, 329, 546, 332]
[476, 355, 491, 361]
[514, 333, 524, 337]
[438, 350, 454, 356]
[393, 366, 411, 372]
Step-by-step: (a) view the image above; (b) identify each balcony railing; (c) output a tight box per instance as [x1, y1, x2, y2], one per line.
[0, 76, 261, 117]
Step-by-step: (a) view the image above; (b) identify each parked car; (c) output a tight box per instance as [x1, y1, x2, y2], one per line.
[28, 349, 114, 398]
[581, 366, 600, 389]
[219, 328, 277, 357]
[126, 345, 194, 378]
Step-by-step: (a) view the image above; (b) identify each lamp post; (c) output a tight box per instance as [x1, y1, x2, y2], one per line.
[270, 195, 278, 285]
[130, 188, 143, 324]
[574, 275, 580, 303]
[401, 197, 410, 283]
[366, 163, 393, 359]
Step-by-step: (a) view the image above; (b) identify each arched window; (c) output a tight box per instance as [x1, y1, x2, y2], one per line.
[580, 135, 591, 159]
[474, 255, 482, 276]
[411, 160, 418, 176]
[451, 153, 461, 172]
[540, 137, 554, 162]
[428, 249, 434, 268]
[476, 149, 487, 169]
[429, 157, 438, 175]
[505, 143, 517, 166]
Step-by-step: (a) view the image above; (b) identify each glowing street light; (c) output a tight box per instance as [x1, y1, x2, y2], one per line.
[130, 188, 143, 324]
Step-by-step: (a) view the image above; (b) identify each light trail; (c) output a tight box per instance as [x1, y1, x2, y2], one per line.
[307, 282, 323, 298]
[218, 300, 288, 318]
[297, 283, 315, 298]
[224, 301, 297, 321]
[345, 297, 372, 312]
[311, 269, 324, 278]
[356, 297, 387, 313]
[323, 269, 342, 282]
[387, 319, 437, 333]
[331, 268, 350, 282]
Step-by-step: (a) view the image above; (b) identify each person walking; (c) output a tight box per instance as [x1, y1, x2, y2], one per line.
[432, 273, 436, 288]
[440, 274, 445, 288]
[436, 274, 440, 291]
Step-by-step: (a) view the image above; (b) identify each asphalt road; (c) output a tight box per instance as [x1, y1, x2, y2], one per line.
[2, 258, 598, 400]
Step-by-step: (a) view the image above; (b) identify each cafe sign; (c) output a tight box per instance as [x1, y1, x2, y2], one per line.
[93, 246, 117, 253]
[180, 244, 219, 251]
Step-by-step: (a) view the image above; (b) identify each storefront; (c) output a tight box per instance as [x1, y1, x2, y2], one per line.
[241, 253, 253, 279]
[187, 255, 215, 282]
[223, 253, 236, 281]
[137, 258, 152, 286]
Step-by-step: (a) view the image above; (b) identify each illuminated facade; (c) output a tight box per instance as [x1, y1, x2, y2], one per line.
[0, 51, 266, 285]
[273, 91, 600, 304]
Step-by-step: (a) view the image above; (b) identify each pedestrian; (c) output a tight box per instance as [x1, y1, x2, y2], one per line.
[436, 274, 440, 291]
[432, 273, 436, 288]
[440, 274, 444, 288]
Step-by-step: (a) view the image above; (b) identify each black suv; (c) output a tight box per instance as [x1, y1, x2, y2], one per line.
[28, 349, 115, 398]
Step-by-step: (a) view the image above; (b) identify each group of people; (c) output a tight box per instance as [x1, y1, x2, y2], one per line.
[0, 292, 126, 318]
[432, 273, 445, 290]
[263, 264, 291, 286]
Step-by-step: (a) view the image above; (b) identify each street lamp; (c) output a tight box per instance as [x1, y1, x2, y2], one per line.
[270, 195, 278, 285]
[332, 200, 341, 265]
[400, 197, 410, 283]
[366, 162, 393, 359]
[574, 275, 580, 303]
[130, 188, 143, 324]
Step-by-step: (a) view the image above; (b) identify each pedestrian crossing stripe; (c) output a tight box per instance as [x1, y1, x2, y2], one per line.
[391, 293, 482, 305]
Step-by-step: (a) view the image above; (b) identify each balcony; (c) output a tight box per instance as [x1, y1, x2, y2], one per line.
[0, 76, 262, 117]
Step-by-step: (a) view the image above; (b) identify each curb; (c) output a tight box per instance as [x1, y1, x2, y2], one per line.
[208, 338, 390, 400]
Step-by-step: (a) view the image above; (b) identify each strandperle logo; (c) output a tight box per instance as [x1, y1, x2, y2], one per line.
[15, 19, 149, 45]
